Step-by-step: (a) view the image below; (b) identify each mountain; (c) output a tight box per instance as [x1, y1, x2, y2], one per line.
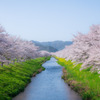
[32, 40, 73, 52]
[32, 41, 58, 52]
[40, 41, 73, 50]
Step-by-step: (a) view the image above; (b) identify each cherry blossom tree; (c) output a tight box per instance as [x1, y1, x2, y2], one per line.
[0, 24, 50, 66]
[39, 50, 51, 57]
[54, 25, 100, 72]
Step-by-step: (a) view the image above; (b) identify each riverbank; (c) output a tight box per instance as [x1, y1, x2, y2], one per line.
[56, 58, 100, 100]
[13, 57, 81, 100]
[0, 57, 50, 100]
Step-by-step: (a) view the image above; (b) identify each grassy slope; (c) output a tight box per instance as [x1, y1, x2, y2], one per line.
[57, 58, 100, 100]
[0, 57, 50, 100]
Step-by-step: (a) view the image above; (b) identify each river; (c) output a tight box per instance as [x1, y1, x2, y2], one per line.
[13, 57, 82, 100]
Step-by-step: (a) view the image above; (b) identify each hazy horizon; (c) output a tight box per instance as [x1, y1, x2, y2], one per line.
[0, 0, 100, 42]
[32, 40, 72, 42]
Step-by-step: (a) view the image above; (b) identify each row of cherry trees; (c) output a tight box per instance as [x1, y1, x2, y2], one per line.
[0, 25, 50, 66]
[54, 25, 100, 72]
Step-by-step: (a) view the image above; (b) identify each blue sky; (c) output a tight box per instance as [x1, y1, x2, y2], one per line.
[0, 0, 100, 41]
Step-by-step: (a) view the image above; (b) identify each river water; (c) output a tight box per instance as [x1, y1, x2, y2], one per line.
[13, 57, 82, 100]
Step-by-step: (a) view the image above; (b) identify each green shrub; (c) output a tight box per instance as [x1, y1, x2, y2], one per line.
[57, 58, 100, 100]
[0, 57, 50, 100]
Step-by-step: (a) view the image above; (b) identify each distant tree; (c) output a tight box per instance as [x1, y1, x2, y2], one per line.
[39, 50, 51, 57]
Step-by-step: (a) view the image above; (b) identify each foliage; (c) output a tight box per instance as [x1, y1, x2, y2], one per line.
[54, 25, 100, 72]
[0, 57, 50, 100]
[0, 25, 50, 66]
[57, 58, 100, 100]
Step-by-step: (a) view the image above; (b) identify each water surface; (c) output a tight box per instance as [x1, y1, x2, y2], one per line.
[13, 57, 82, 100]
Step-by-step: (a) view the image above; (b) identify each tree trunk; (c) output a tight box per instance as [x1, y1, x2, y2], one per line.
[1, 62, 4, 67]
[8, 62, 9, 65]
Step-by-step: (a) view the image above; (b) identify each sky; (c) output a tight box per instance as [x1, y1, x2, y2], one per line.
[0, 0, 100, 42]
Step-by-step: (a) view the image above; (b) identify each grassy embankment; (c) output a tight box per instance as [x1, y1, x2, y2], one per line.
[56, 57, 100, 100]
[0, 57, 50, 100]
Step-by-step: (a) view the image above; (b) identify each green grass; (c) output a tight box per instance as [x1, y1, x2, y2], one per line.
[56, 58, 100, 100]
[0, 57, 50, 100]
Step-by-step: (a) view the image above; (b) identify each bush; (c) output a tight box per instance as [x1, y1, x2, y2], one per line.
[57, 58, 100, 100]
[0, 57, 50, 100]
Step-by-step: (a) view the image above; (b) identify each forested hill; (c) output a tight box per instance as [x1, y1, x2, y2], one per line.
[32, 40, 73, 52]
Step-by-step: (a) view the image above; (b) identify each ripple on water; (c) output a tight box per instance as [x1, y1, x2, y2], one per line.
[13, 57, 82, 100]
